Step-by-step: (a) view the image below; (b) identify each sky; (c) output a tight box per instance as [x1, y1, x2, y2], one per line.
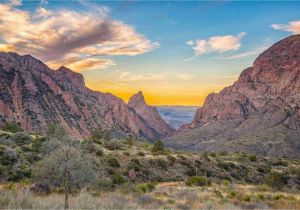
[0, 0, 300, 105]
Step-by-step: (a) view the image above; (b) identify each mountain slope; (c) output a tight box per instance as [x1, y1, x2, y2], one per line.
[128, 91, 174, 139]
[0, 52, 170, 140]
[166, 35, 300, 158]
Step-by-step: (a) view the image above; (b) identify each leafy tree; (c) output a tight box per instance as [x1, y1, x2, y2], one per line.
[2, 122, 22, 133]
[152, 140, 164, 154]
[35, 129, 96, 209]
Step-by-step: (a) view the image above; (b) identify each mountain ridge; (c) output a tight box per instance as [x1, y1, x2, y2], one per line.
[166, 35, 300, 159]
[0, 52, 171, 140]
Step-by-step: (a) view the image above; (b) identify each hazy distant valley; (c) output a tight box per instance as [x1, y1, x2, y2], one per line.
[157, 106, 198, 129]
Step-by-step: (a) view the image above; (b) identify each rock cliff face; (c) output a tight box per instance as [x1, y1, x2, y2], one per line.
[166, 35, 300, 158]
[128, 91, 174, 139]
[0, 52, 170, 140]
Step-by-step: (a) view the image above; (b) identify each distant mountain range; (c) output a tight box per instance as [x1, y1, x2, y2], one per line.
[157, 106, 198, 129]
[0, 52, 173, 140]
[166, 35, 300, 159]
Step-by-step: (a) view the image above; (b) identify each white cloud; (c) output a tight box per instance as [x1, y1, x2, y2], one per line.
[119, 72, 166, 82]
[271, 20, 300, 34]
[186, 32, 246, 56]
[9, 0, 21, 6]
[221, 46, 269, 60]
[0, 2, 158, 71]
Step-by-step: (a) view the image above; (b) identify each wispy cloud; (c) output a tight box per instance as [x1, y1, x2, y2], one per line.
[119, 72, 166, 82]
[186, 32, 246, 55]
[271, 20, 300, 34]
[221, 46, 269, 60]
[0, 2, 158, 71]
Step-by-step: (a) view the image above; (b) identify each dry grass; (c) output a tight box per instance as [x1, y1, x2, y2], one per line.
[1, 182, 299, 209]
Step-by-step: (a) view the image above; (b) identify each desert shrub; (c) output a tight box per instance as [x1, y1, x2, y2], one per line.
[123, 151, 130, 156]
[8, 165, 31, 181]
[265, 172, 286, 190]
[185, 166, 196, 176]
[96, 148, 104, 157]
[127, 162, 140, 172]
[107, 157, 121, 168]
[219, 151, 228, 156]
[210, 152, 216, 157]
[12, 132, 33, 146]
[228, 191, 237, 198]
[137, 151, 145, 156]
[185, 176, 211, 187]
[257, 164, 271, 173]
[223, 179, 231, 186]
[270, 158, 288, 167]
[97, 179, 114, 191]
[249, 154, 257, 162]
[2, 122, 22, 133]
[151, 140, 164, 154]
[156, 158, 168, 170]
[1, 149, 17, 166]
[135, 183, 155, 193]
[90, 130, 103, 141]
[289, 167, 300, 179]
[104, 141, 122, 151]
[167, 155, 176, 164]
[112, 175, 126, 185]
[130, 158, 140, 165]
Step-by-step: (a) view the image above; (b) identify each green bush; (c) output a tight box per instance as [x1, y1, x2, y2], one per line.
[107, 157, 121, 168]
[185, 176, 211, 187]
[137, 151, 145, 156]
[97, 179, 113, 191]
[167, 155, 176, 164]
[112, 175, 126, 185]
[265, 172, 286, 190]
[104, 141, 122, 150]
[152, 140, 164, 154]
[2, 122, 22, 133]
[249, 154, 257, 162]
[135, 183, 155, 193]
[12, 132, 32, 146]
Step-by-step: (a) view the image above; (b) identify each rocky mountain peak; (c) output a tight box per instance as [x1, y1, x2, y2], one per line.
[0, 52, 172, 140]
[55, 66, 85, 88]
[128, 91, 146, 107]
[128, 91, 174, 139]
[167, 35, 300, 159]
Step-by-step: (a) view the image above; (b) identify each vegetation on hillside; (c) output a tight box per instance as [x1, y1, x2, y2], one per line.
[0, 122, 299, 209]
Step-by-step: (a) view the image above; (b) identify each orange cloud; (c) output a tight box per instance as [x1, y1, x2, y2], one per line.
[0, 2, 158, 71]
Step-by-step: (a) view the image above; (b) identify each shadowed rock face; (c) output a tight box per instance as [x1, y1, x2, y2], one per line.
[167, 35, 300, 158]
[0, 52, 170, 140]
[128, 91, 174, 140]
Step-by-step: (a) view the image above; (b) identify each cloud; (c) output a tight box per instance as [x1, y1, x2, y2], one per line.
[119, 72, 166, 82]
[9, 0, 22, 6]
[0, 2, 158, 71]
[176, 73, 192, 80]
[271, 20, 300, 34]
[221, 46, 269, 60]
[186, 32, 246, 56]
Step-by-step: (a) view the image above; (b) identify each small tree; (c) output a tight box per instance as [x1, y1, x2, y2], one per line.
[152, 140, 164, 154]
[35, 127, 95, 209]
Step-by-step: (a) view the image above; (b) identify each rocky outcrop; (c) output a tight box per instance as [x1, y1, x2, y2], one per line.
[0, 52, 170, 140]
[166, 35, 300, 158]
[128, 91, 174, 139]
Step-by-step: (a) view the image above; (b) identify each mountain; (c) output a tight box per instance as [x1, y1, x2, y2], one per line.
[128, 91, 174, 139]
[0, 52, 170, 140]
[166, 35, 300, 159]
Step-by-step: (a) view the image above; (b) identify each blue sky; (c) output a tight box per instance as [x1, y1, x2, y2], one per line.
[1, 0, 300, 105]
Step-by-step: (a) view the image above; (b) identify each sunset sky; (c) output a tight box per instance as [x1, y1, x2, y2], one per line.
[1, 0, 300, 105]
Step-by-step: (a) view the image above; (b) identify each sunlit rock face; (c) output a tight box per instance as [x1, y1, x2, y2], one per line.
[0, 52, 171, 140]
[167, 35, 300, 158]
[128, 91, 174, 140]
